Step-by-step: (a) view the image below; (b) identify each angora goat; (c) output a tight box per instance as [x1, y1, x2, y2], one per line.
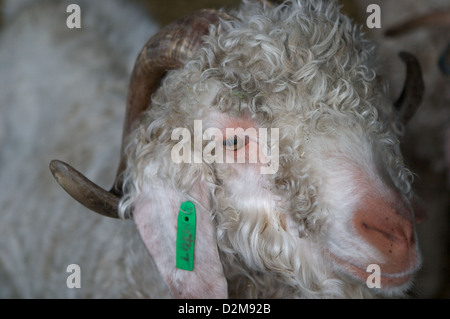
[1, 0, 425, 298]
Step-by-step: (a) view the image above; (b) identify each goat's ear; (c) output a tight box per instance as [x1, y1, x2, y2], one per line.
[133, 180, 228, 299]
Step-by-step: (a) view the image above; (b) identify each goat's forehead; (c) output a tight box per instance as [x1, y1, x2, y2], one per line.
[198, 86, 382, 142]
[201, 0, 376, 88]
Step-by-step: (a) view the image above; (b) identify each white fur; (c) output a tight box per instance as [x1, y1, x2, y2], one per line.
[0, 0, 421, 298]
[355, 0, 450, 298]
[0, 0, 166, 298]
[121, 0, 419, 298]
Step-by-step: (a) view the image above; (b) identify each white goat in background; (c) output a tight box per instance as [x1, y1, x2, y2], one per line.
[1, 0, 426, 298]
[0, 0, 164, 298]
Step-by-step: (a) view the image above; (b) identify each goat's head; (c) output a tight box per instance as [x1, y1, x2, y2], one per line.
[50, 0, 424, 298]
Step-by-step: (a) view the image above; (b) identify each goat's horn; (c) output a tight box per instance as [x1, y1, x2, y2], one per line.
[394, 52, 424, 123]
[50, 9, 234, 219]
[114, 9, 235, 194]
[50, 160, 120, 218]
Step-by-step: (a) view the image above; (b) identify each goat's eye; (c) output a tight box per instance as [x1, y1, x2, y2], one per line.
[223, 135, 245, 151]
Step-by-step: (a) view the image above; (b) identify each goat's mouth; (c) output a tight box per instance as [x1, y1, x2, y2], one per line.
[326, 250, 420, 289]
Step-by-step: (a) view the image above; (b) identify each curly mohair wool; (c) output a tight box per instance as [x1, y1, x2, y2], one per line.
[121, 0, 416, 298]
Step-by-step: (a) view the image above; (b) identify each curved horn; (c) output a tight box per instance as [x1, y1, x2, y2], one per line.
[49, 160, 120, 219]
[50, 9, 233, 219]
[115, 9, 235, 192]
[394, 52, 425, 123]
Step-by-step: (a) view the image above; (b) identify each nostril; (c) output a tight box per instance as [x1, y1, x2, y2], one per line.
[352, 195, 420, 275]
[359, 220, 398, 242]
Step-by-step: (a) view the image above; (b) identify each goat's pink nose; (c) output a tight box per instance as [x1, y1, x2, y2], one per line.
[353, 197, 419, 281]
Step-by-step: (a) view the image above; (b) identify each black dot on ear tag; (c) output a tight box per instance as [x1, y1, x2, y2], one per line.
[176, 201, 196, 271]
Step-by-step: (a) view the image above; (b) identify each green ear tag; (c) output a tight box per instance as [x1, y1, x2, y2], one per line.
[176, 201, 196, 271]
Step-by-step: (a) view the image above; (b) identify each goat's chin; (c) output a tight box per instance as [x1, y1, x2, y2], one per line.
[325, 249, 418, 296]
